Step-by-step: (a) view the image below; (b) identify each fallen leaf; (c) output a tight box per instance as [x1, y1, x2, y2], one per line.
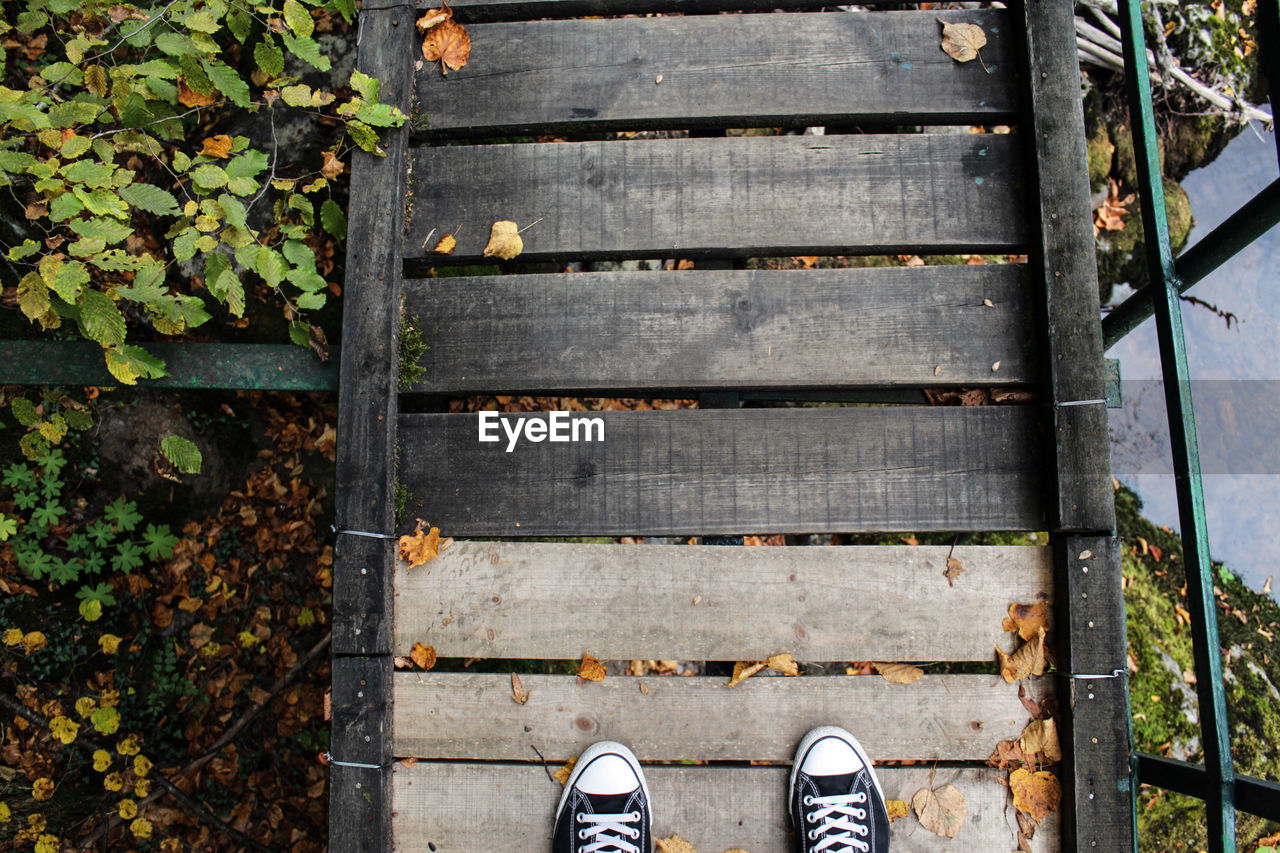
[796, 256, 819, 268]
[1016, 809, 1037, 840]
[873, 662, 924, 684]
[676, 259, 694, 270]
[1010, 767, 1061, 821]
[399, 525, 441, 567]
[482, 220, 524, 259]
[639, 682, 649, 695]
[410, 642, 436, 670]
[912, 784, 967, 838]
[510, 672, 530, 704]
[1002, 603, 1049, 642]
[422, 17, 471, 73]
[983, 298, 995, 307]
[433, 234, 457, 254]
[178, 79, 217, 107]
[200, 134, 233, 158]
[321, 150, 344, 180]
[393, 656, 412, 668]
[765, 653, 799, 676]
[415, 6, 451, 30]
[988, 738, 1030, 770]
[943, 556, 965, 586]
[727, 661, 766, 688]
[577, 654, 606, 682]
[1093, 178, 1136, 235]
[656, 837, 698, 853]
[992, 360, 1002, 372]
[1019, 718, 1062, 763]
[886, 799, 910, 821]
[939, 20, 987, 64]
[553, 757, 577, 787]
[997, 625, 1047, 682]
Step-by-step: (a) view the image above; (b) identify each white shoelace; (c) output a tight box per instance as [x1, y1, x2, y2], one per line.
[575, 810, 642, 853]
[804, 792, 871, 853]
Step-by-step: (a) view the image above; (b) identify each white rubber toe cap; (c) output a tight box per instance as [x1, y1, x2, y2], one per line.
[800, 736, 865, 777]
[576, 754, 642, 795]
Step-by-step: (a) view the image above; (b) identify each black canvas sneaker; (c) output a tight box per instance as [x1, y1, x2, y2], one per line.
[789, 726, 891, 853]
[553, 741, 652, 853]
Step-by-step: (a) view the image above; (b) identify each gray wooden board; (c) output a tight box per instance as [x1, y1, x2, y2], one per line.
[396, 407, 1048, 535]
[435, 0, 913, 23]
[393, 542, 1053, 661]
[401, 265, 1035, 393]
[330, 657, 393, 853]
[404, 134, 1028, 262]
[392, 763, 1061, 852]
[413, 11, 1017, 136]
[1020, 0, 1114, 533]
[392, 672, 1054, 761]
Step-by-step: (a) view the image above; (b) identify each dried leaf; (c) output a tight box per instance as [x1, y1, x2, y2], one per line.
[655, 837, 698, 853]
[1002, 602, 1050, 642]
[321, 150, 344, 180]
[422, 17, 471, 73]
[987, 738, 1030, 770]
[415, 7, 451, 30]
[433, 234, 457, 254]
[943, 556, 965, 587]
[997, 625, 1047, 683]
[1019, 718, 1062, 763]
[1010, 767, 1062, 821]
[200, 135, 233, 158]
[939, 20, 987, 63]
[765, 653, 799, 676]
[393, 656, 412, 669]
[727, 661, 766, 688]
[873, 662, 924, 684]
[399, 525, 441, 568]
[911, 784, 967, 838]
[886, 799, 910, 821]
[577, 654, 607, 682]
[510, 672, 530, 705]
[410, 642, 436, 670]
[482, 220, 524, 260]
[178, 79, 217, 107]
[553, 757, 577, 787]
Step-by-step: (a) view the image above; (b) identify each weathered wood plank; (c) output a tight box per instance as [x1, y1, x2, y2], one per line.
[404, 134, 1028, 262]
[413, 11, 1017, 136]
[330, 657, 393, 853]
[402, 265, 1034, 393]
[437, 0, 906, 23]
[396, 407, 1048, 535]
[393, 673, 1052, 761]
[392, 763, 1061, 852]
[394, 543, 1052, 661]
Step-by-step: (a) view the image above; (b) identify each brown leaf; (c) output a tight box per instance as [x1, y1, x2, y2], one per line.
[510, 672, 530, 705]
[415, 5, 452, 31]
[249, 686, 272, 706]
[939, 20, 987, 63]
[399, 525, 441, 568]
[433, 234, 457, 255]
[577, 654, 607, 682]
[178, 79, 217, 107]
[943, 556, 965, 586]
[1010, 767, 1062, 821]
[727, 661, 766, 688]
[873, 662, 924, 684]
[393, 656, 412, 669]
[765, 653, 799, 676]
[321, 150, 344, 180]
[410, 642, 436, 670]
[422, 17, 471, 73]
[1002, 602, 1050, 642]
[886, 799, 910, 821]
[655, 837, 698, 853]
[1016, 809, 1037, 840]
[1019, 718, 1062, 763]
[482, 220, 523, 259]
[200, 134, 233, 158]
[911, 784, 967, 838]
[997, 625, 1047, 683]
[553, 757, 577, 787]
[987, 738, 1030, 770]
[308, 323, 330, 363]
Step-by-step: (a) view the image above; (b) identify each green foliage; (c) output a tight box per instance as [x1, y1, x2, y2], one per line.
[0, 0, 406, 383]
[159, 434, 203, 474]
[397, 309, 428, 391]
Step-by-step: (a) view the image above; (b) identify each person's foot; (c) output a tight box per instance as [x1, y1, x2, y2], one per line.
[553, 741, 652, 853]
[790, 726, 890, 853]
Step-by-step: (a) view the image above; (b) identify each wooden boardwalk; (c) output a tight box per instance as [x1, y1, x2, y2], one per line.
[330, 1, 1133, 851]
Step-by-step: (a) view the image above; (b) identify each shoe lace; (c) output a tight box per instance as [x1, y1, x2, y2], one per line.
[575, 810, 642, 853]
[803, 792, 871, 853]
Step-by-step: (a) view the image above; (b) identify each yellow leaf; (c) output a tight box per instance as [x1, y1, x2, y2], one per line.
[911, 784, 967, 838]
[1019, 718, 1062, 763]
[553, 757, 577, 787]
[118, 798, 138, 819]
[765, 653, 799, 676]
[1002, 603, 1050, 642]
[99, 634, 122, 654]
[49, 715, 79, 745]
[655, 836, 698, 853]
[511, 672, 531, 705]
[117, 734, 141, 756]
[177, 596, 203, 612]
[727, 660, 766, 687]
[91, 705, 120, 735]
[76, 697, 97, 717]
[939, 20, 988, 63]
[0, 802, 9, 822]
[886, 799, 910, 821]
[135, 779, 152, 798]
[421, 17, 471, 73]
[1010, 767, 1062, 821]
[104, 772, 124, 791]
[133, 755, 152, 778]
[577, 654, 607, 682]
[873, 662, 924, 684]
[23, 630, 47, 653]
[33, 777, 55, 800]
[2, 628, 22, 646]
[93, 749, 112, 771]
[433, 234, 457, 255]
[199, 134, 233, 158]
[35, 834, 58, 853]
[398, 525, 441, 568]
[410, 642, 437, 670]
[130, 817, 154, 839]
[482, 220, 524, 260]
[997, 625, 1047, 683]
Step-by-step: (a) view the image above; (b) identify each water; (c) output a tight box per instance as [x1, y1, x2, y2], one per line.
[1105, 125, 1280, 599]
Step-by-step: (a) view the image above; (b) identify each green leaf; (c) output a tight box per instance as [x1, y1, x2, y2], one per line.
[203, 60, 251, 108]
[173, 227, 200, 262]
[284, 0, 315, 37]
[61, 160, 115, 188]
[0, 514, 16, 541]
[282, 239, 315, 267]
[69, 217, 134, 244]
[160, 435, 203, 474]
[50, 192, 85, 222]
[9, 238, 40, 260]
[78, 597, 103, 621]
[354, 101, 403, 128]
[192, 163, 229, 190]
[17, 272, 51, 322]
[16, 10, 48, 33]
[345, 118, 379, 152]
[155, 32, 193, 56]
[326, 0, 356, 22]
[255, 247, 288, 286]
[77, 290, 126, 347]
[104, 497, 143, 532]
[142, 523, 179, 560]
[185, 9, 222, 33]
[61, 135, 92, 159]
[113, 540, 144, 573]
[282, 32, 331, 72]
[77, 582, 117, 605]
[288, 320, 310, 347]
[120, 182, 179, 215]
[10, 398, 39, 428]
[31, 500, 66, 527]
[74, 187, 129, 219]
[90, 706, 120, 735]
[295, 291, 325, 309]
[349, 69, 379, 102]
[226, 150, 269, 179]
[2, 463, 35, 489]
[53, 260, 90, 302]
[179, 55, 215, 94]
[216, 193, 247, 229]
[211, 269, 245, 316]
[320, 198, 347, 240]
[227, 8, 253, 42]
[118, 93, 152, 128]
[103, 344, 167, 385]
[254, 38, 284, 78]
[281, 84, 311, 107]
[86, 519, 115, 547]
[47, 99, 103, 129]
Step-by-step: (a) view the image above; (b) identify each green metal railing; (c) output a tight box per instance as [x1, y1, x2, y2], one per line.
[1106, 0, 1280, 848]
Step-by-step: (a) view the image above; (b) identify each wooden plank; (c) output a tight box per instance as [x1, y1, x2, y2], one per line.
[330, 657, 393, 853]
[392, 763, 1061, 852]
[402, 265, 1035, 393]
[1054, 536, 1133, 853]
[332, 2, 415, 656]
[394, 543, 1052, 661]
[393, 672, 1052, 761]
[438, 0, 906, 24]
[404, 134, 1028, 262]
[413, 11, 1018, 136]
[396, 407, 1048, 535]
[1020, 0, 1114, 533]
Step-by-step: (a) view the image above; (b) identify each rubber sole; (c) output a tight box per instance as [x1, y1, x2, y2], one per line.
[555, 740, 654, 829]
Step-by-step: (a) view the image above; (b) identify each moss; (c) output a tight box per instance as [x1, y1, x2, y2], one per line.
[1087, 121, 1116, 193]
[394, 482, 411, 523]
[397, 309, 428, 392]
[1163, 178, 1194, 253]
